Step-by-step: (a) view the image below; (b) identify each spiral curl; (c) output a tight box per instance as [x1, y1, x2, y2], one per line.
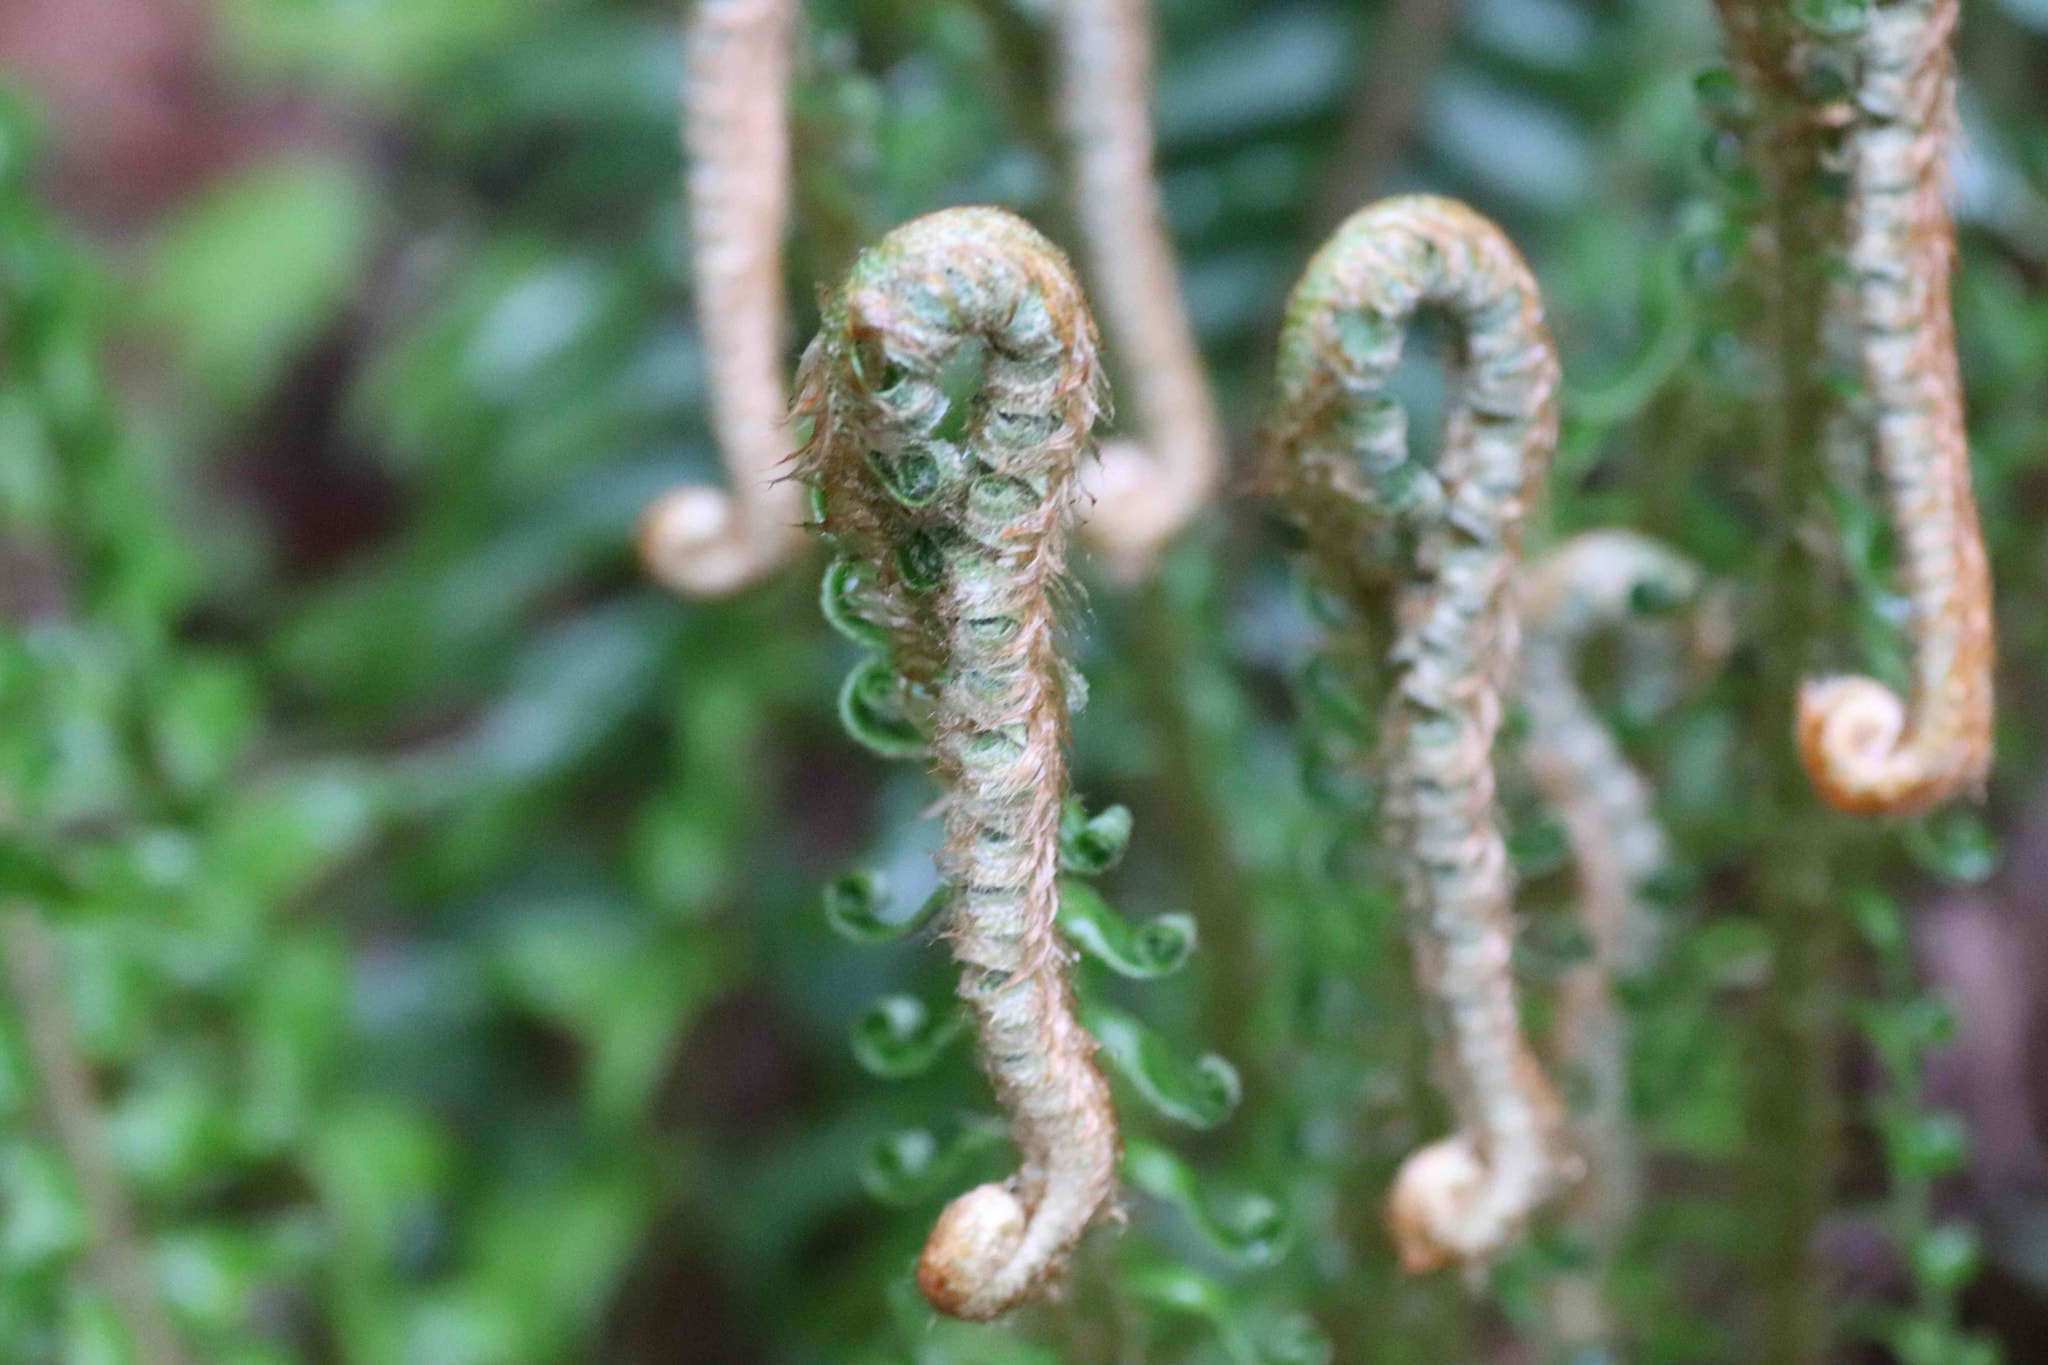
[640, 0, 808, 594]
[1269, 195, 1567, 1273]
[796, 207, 1118, 1319]
[1794, 0, 1993, 816]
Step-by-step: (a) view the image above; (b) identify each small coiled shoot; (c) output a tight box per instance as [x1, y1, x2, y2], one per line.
[796, 206, 1118, 1320]
[1269, 194, 1568, 1274]
[1793, 0, 1993, 816]
[640, 0, 809, 594]
[1518, 530, 1709, 1347]
[1056, 0, 1224, 577]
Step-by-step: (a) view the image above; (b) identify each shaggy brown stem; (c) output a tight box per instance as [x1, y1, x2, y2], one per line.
[1269, 194, 1567, 1274]
[640, 0, 809, 594]
[1056, 0, 1224, 577]
[1794, 0, 1993, 816]
[796, 207, 1118, 1320]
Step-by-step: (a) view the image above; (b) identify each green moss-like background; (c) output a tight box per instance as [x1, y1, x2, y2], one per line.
[1, 0, 2046, 1360]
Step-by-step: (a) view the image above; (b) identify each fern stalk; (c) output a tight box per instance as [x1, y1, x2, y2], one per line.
[1519, 530, 1707, 1353]
[641, 0, 808, 594]
[1055, 0, 1225, 576]
[796, 206, 1118, 1321]
[1269, 194, 1568, 1275]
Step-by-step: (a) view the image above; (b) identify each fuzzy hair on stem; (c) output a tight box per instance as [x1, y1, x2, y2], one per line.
[1794, 0, 1994, 817]
[639, 0, 810, 595]
[795, 206, 1119, 1320]
[1055, 0, 1224, 578]
[1518, 531, 1707, 1348]
[1268, 194, 1568, 1274]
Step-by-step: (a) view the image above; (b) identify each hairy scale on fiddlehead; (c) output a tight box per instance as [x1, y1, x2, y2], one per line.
[1518, 530, 1707, 1348]
[1793, 0, 1994, 816]
[639, 0, 809, 595]
[1055, 0, 1224, 577]
[1268, 194, 1567, 1275]
[796, 206, 1118, 1320]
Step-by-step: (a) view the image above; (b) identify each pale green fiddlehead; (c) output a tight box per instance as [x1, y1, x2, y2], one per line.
[1789, 0, 1994, 816]
[1269, 194, 1567, 1274]
[1518, 530, 1708, 1348]
[796, 206, 1118, 1320]
[640, 0, 809, 594]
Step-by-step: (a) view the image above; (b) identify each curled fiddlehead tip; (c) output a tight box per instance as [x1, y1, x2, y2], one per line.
[640, 0, 806, 597]
[1795, 673, 1979, 817]
[1521, 531, 1704, 646]
[1385, 1136, 1487, 1275]
[797, 205, 1117, 1320]
[1796, 676, 1901, 810]
[1056, 0, 1223, 575]
[1792, 0, 1993, 817]
[637, 484, 797, 595]
[1271, 194, 1568, 1273]
[1074, 437, 1188, 573]
[917, 1184, 1030, 1316]
[1520, 530, 1705, 923]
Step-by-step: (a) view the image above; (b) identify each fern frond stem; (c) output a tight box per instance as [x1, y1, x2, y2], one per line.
[1795, 0, 1993, 817]
[1270, 194, 1567, 1274]
[1519, 531, 1705, 1351]
[641, 0, 808, 595]
[1713, 4, 1861, 1357]
[1056, 0, 1224, 576]
[797, 207, 1117, 1320]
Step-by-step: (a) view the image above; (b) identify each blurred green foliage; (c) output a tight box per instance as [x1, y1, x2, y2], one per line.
[0, 0, 2045, 1361]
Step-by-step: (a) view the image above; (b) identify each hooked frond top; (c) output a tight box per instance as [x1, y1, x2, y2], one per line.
[797, 206, 1119, 1322]
[796, 207, 1106, 689]
[639, 0, 808, 595]
[1269, 194, 1567, 1275]
[1056, 0, 1225, 575]
[1794, 0, 1992, 818]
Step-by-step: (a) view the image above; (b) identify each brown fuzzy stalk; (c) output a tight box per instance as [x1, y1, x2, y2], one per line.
[1055, 0, 1224, 578]
[795, 207, 1118, 1320]
[1268, 194, 1568, 1274]
[1794, 0, 1994, 817]
[640, 0, 809, 595]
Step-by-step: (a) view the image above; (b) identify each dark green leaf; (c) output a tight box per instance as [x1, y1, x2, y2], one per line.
[849, 994, 966, 1079]
[837, 659, 924, 758]
[822, 874, 950, 944]
[1123, 1140, 1290, 1267]
[1058, 800, 1133, 875]
[1059, 881, 1195, 979]
[1083, 1003, 1240, 1129]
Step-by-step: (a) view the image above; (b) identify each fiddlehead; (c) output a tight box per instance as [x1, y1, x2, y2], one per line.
[1793, 0, 1993, 816]
[797, 206, 1118, 1320]
[1521, 532, 1705, 987]
[1056, 0, 1224, 577]
[639, 0, 809, 594]
[1518, 530, 1708, 1348]
[1269, 194, 1567, 1274]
